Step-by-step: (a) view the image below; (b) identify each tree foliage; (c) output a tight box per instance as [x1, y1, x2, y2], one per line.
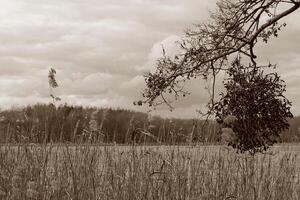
[140, 0, 300, 107]
[0, 104, 220, 144]
[138, 0, 299, 153]
[214, 59, 293, 154]
[0, 104, 298, 145]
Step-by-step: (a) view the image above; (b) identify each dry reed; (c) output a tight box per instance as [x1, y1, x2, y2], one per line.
[0, 144, 299, 200]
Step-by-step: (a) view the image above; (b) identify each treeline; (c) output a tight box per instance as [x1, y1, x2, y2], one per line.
[0, 104, 299, 144]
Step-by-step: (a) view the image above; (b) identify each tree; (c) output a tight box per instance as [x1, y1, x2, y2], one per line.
[138, 0, 299, 153]
[140, 0, 300, 107]
[214, 58, 293, 154]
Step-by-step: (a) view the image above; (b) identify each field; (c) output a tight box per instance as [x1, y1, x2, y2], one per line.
[0, 144, 299, 200]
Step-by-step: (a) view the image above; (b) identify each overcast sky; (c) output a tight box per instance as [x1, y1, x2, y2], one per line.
[0, 0, 300, 118]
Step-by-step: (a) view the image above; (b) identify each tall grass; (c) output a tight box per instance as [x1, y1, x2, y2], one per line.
[0, 144, 299, 199]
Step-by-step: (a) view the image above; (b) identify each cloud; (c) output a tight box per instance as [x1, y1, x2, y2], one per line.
[0, 0, 299, 117]
[142, 35, 183, 71]
[120, 75, 145, 90]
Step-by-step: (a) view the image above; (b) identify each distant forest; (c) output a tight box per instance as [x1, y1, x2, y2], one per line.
[0, 104, 299, 144]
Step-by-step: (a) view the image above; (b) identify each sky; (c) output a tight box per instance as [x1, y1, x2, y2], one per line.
[0, 0, 300, 118]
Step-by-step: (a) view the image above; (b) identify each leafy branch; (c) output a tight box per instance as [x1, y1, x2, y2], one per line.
[140, 0, 300, 109]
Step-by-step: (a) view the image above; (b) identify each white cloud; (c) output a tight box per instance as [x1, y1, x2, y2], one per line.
[0, 0, 299, 117]
[139, 35, 183, 72]
[120, 75, 145, 90]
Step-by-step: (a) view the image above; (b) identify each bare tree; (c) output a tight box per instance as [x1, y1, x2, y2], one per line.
[139, 0, 300, 109]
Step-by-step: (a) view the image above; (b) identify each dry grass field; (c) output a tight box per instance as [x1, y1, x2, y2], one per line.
[0, 144, 299, 200]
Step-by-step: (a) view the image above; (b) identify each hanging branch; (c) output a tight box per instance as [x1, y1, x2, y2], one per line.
[139, 0, 300, 110]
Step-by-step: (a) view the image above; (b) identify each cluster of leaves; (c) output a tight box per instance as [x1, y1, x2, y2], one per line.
[214, 59, 293, 154]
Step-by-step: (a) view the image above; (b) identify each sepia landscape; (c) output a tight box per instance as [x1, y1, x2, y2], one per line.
[0, 0, 300, 199]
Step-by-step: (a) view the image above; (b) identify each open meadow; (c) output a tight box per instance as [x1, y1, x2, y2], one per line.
[0, 144, 299, 200]
[1, 0, 300, 199]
